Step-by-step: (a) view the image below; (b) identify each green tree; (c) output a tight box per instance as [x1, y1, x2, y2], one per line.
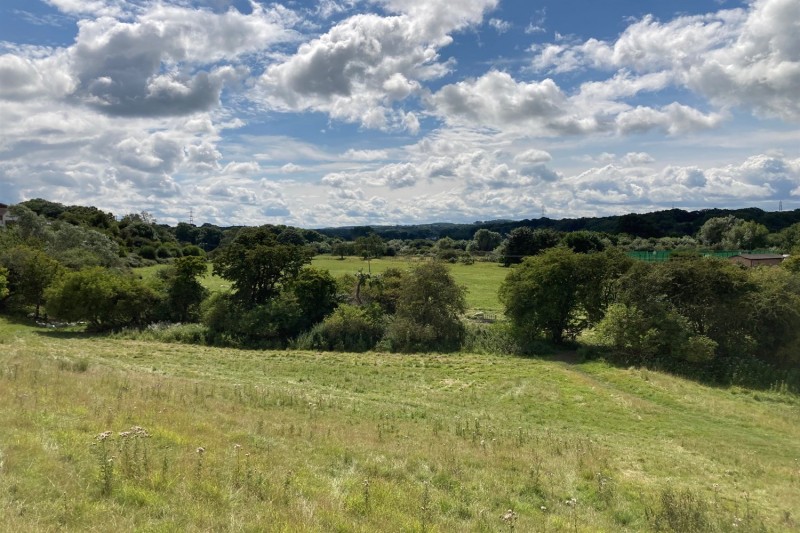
[501, 227, 561, 266]
[499, 247, 628, 346]
[725, 220, 768, 250]
[697, 216, 767, 250]
[774, 222, 800, 250]
[175, 222, 198, 244]
[471, 229, 502, 252]
[288, 267, 339, 331]
[212, 226, 312, 307]
[331, 240, 355, 259]
[746, 267, 800, 366]
[359, 267, 407, 313]
[697, 216, 738, 248]
[355, 234, 385, 260]
[1, 245, 63, 319]
[46, 268, 160, 330]
[160, 256, 209, 322]
[48, 222, 122, 269]
[500, 247, 583, 344]
[197, 225, 223, 252]
[614, 257, 753, 358]
[562, 231, 606, 254]
[385, 262, 467, 352]
[0, 267, 9, 300]
[8, 205, 50, 245]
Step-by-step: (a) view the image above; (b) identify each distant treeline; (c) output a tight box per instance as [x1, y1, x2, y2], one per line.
[317, 207, 800, 241]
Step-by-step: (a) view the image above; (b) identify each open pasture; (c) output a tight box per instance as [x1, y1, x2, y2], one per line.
[1, 318, 798, 531]
[137, 256, 509, 313]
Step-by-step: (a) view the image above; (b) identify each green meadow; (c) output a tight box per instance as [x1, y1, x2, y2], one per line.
[136, 256, 509, 313]
[310, 256, 507, 313]
[1, 317, 798, 531]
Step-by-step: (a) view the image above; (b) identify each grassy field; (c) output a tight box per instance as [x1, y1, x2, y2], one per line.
[1, 317, 798, 531]
[311, 256, 507, 313]
[136, 256, 509, 313]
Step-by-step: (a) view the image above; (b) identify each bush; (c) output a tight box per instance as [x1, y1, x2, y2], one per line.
[383, 262, 466, 353]
[293, 304, 385, 352]
[462, 321, 519, 355]
[181, 245, 205, 257]
[46, 267, 161, 331]
[202, 292, 306, 348]
[114, 322, 208, 345]
[139, 245, 157, 260]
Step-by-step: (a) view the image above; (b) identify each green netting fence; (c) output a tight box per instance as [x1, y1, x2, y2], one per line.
[627, 250, 777, 262]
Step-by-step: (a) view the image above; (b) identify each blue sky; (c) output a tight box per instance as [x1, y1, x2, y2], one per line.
[1, 0, 799, 227]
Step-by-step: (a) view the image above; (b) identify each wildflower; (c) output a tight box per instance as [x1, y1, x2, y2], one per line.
[196, 446, 205, 455]
[540, 506, 547, 512]
[565, 497, 577, 507]
[97, 431, 112, 441]
[501, 509, 518, 523]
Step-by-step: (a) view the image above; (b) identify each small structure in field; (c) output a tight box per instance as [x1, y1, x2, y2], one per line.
[729, 253, 786, 267]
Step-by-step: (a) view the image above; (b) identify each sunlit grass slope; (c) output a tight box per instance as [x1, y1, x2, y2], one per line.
[1, 318, 798, 531]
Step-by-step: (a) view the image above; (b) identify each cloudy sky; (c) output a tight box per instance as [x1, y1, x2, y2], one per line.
[1, 0, 799, 227]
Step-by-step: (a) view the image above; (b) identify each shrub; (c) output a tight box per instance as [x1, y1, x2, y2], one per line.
[293, 304, 385, 352]
[139, 245, 157, 260]
[181, 245, 205, 257]
[383, 262, 466, 353]
[113, 323, 208, 345]
[46, 267, 161, 331]
[462, 321, 519, 355]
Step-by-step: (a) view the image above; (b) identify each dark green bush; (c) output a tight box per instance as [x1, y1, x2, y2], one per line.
[293, 304, 385, 352]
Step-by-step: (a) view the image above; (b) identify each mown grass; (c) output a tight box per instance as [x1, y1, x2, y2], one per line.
[136, 256, 509, 313]
[1, 317, 798, 531]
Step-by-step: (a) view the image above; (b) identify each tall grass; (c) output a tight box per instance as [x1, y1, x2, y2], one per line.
[1, 318, 798, 531]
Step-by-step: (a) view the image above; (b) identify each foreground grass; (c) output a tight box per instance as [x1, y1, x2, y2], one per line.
[2, 318, 798, 531]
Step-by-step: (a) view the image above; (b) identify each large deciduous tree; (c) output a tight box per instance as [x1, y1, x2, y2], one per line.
[471, 229, 502, 252]
[385, 262, 467, 352]
[500, 247, 629, 345]
[1, 245, 63, 319]
[160, 256, 209, 322]
[212, 226, 312, 307]
[501, 227, 561, 266]
[500, 247, 582, 344]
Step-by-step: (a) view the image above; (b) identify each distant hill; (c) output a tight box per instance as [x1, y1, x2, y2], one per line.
[316, 207, 800, 240]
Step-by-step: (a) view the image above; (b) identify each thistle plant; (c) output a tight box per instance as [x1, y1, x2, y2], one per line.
[362, 478, 371, 512]
[566, 497, 578, 533]
[93, 431, 114, 496]
[501, 508, 518, 532]
[195, 446, 205, 478]
[420, 481, 432, 532]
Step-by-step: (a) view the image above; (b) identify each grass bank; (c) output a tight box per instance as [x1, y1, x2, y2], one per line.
[1, 318, 797, 531]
